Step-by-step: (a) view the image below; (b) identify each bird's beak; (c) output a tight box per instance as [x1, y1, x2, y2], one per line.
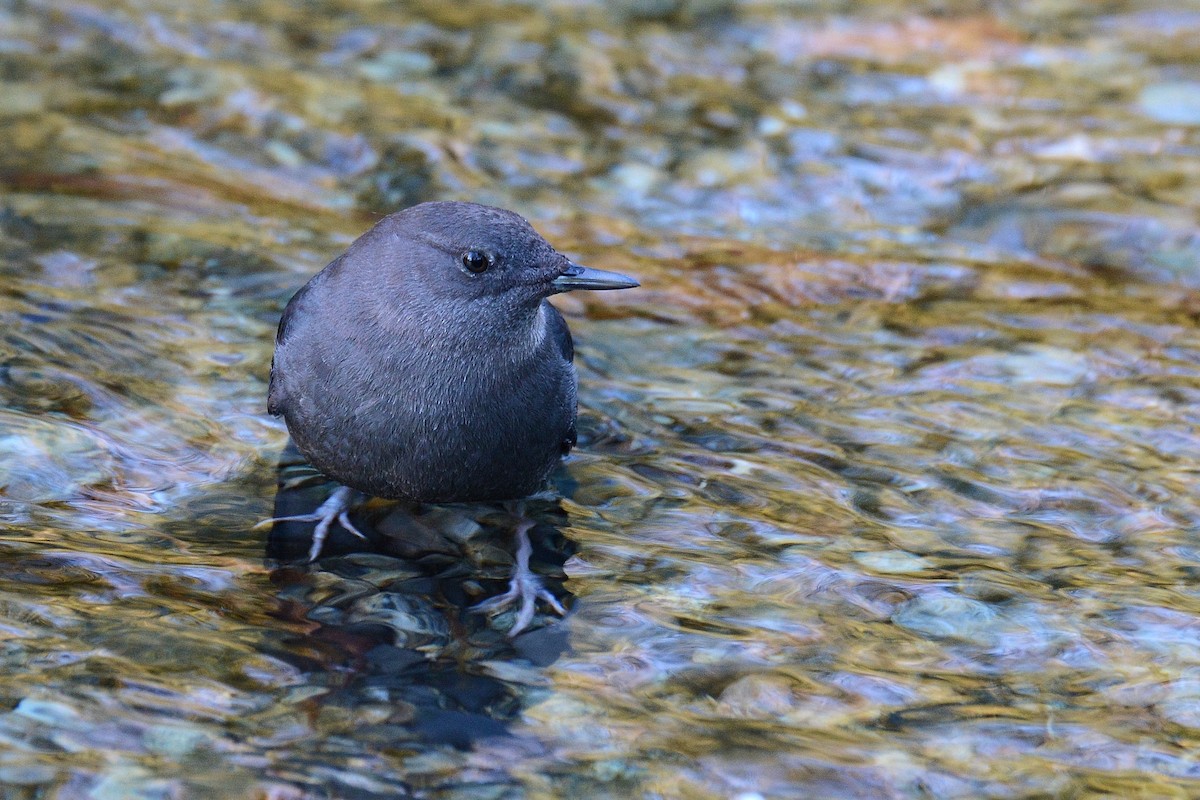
[552, 261, 640, 292]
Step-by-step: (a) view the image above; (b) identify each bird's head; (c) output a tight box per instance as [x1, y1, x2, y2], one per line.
[368, 201, 638, 315]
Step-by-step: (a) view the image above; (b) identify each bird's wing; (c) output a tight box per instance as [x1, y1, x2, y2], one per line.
[544, 301, 578, 455]
[544, 301, 574, 363]
[266, 357, 286, 417]
[266, 274, 320, 417]
[266, 254, 352, 416]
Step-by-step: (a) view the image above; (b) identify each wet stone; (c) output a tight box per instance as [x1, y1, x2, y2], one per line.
[410, 710, 508, 751]
[0, 764, 58, 786]
[4, 0, 1200, 797]
[364, 644, 426, 675]
[1138, 82, 1200, 125]
[892, 594, 999, 644]
[716, 673, 804, 719]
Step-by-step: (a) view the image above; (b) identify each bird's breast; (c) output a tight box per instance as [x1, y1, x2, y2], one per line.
[285, 334, 576, 503]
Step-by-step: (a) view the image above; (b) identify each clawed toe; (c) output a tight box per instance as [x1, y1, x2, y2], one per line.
[254, 485, 364, 561]
[473, 512, 565, 636]
[473, 576, 565, 636]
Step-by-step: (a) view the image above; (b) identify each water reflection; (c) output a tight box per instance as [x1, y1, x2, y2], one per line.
[261, 444, 574, 789]
[3, 0, 1200, 796]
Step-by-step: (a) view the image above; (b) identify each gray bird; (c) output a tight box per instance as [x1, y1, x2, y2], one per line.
[261, 201, 638, 633]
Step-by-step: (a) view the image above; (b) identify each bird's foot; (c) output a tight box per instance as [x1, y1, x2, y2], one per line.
[253, 485, 365, 562]
[473, 517, 565, 636]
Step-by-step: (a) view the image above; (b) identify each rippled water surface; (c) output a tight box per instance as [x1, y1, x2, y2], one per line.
[3, 0, 1200, 797]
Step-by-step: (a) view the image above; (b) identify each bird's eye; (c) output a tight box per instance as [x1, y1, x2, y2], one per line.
[462, 250, 491, 274]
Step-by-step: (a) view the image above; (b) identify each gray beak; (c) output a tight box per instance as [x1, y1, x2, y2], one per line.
[552, 261, 640, 292]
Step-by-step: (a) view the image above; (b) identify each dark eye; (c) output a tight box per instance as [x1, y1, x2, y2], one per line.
[462, 250, 491, 274]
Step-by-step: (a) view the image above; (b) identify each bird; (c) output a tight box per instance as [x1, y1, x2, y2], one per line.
[259, 201, 638, 634]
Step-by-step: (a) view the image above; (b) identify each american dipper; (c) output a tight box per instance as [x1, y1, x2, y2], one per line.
[261, 201, 638, 633]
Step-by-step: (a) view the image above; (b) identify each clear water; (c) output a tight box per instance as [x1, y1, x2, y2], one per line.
[2, 1, 1200, 797]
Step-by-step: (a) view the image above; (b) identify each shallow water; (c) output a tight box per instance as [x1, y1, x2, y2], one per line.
[2, 0, 1200, 797]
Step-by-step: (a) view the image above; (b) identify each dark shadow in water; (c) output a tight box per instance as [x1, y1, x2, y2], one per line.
[262, 442, 573, 754]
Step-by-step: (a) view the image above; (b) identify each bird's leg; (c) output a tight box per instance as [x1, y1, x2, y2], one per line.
[473, 501, 565, 636]
[252, 484, 366, 562]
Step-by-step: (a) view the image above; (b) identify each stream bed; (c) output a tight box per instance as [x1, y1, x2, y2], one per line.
[2, 1, 1200, 797]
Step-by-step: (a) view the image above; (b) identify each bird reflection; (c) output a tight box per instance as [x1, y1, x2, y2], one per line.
[264, 441, 575, 646]
[259, 442, 574, 762]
